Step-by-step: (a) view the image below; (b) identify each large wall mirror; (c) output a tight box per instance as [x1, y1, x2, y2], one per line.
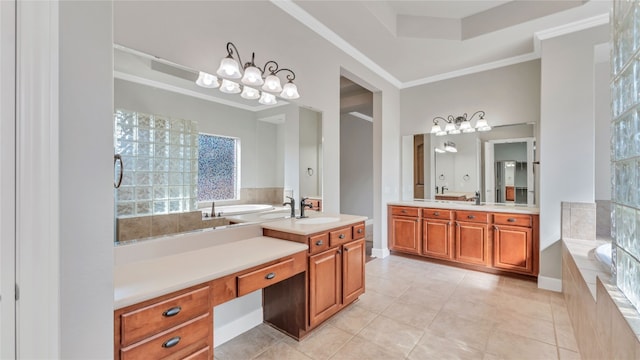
[113, 45, 322, 243]
[402, 123, 536, 205]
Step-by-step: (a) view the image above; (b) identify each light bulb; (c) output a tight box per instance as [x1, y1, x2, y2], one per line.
[195, 71, 219, 88]
[259, 92, 277, 105]
[262, 74, 283, 93]
[216, 56, 241, 79]
[219, 79, 241, 94]
[241, 66, 264, 86]
[240, 86, 260, 100]
[280, 81, 300, 99]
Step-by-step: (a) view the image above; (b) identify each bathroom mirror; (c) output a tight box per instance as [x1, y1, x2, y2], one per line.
[402, 123, 536, 204]
[113, 45, 322, 243]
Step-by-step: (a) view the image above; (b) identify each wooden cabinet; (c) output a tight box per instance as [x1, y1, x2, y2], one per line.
[389, 206, 421, 255]
[493, 214, 535, 275]
[422, 209, 454, 260]
[388, 205, 539, 278]
[263, 222, 366, 338]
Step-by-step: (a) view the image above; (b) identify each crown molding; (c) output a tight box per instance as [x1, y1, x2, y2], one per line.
[270, 0, 403, 88]
[533, 13, 610, 53]
[114, 71, 288, 112]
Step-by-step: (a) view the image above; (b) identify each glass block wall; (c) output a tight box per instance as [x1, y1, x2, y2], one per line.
[114, 109, 198, 217]
[612, 0, 640, 311]
[197, 134, 239, 202]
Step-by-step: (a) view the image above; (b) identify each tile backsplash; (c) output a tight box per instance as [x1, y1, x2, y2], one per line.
[562, 202, 596, 240]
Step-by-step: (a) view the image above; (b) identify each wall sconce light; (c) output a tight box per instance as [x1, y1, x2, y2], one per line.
[444, 141, 458, 153]
[195, 42, 300, 105]
[431, 110, 491, 136]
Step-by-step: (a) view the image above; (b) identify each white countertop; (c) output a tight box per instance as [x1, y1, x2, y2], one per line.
[388, 200, 540, 214]
[114, 236, 308, 309]
[261, 214, 368, 236]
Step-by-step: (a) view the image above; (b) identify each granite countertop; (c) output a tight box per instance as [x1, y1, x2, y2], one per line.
[388, 200, 540, 214]
[261, 213, 368, 236]
[114, 236, 308, 309]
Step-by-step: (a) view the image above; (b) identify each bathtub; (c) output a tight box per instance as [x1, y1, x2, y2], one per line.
[594, 242, 612, 270]
[209, 204, 275, 216]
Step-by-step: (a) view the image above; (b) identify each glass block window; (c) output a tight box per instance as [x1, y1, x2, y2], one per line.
[197, 133, 239, 202]
[114, 109, 198, 217]
[612, 0, 640, 312]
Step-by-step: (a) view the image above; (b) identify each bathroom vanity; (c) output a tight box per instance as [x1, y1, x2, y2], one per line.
[113, 214, 366, 360]
[388, 201, 539, 277]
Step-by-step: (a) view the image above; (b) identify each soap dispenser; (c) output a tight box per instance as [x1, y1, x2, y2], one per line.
[475, 191, 481, 205]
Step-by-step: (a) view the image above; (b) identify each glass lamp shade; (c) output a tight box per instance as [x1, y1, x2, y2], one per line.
[462, 128, 476, 133]
[262, 74, 283, 93]
[478, 126, 492, 132]
[430, 124, 441, 134]
[459, 120, 472, 131]
[475, 118, 489, 129]
[259, 92, 278, 105]
[435, 130, 447, 136]
[448, 129, 461, 135]
[444, 141, 457, 153]
[195, 71, 219, 88]
[240, 86, 260, 100]
[434, 148, 446, 153]
[241, 66, 264, 86]
[219, 79, 241, 94]
[280, 81, 300, 99]
[216, 56, 242, 79]
[444, 122, 456, 132]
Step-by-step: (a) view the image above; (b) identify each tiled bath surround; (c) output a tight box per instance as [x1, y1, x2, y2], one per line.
[562, 202, 640, 358]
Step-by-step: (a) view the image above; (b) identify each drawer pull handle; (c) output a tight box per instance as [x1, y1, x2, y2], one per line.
[162, 306, 182, 317]
[401, 210, 407, 213]
[507, 218, 516, 222]
[467, 215, 475, 219]
[434, 212, 440, 216]
[344, 247, 349, 252]
[357, 228, 363, 234]
[162, 336, 181, 348]
[339, 234, 345, 239]
[265, 272, 276, 280]
[315, 240, 324, 246]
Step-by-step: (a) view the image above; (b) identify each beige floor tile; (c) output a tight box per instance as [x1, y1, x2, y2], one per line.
[329, 335, 405, 360]
[366, 273, 412, 297]
[380, 300, 439, 330]
[254, 341, 314, 360]
[409, 329, 485, 359]
[427, 312, 494, 351]
[486, 330, 559, 360]
[396, 285, 451, 311]
[558, 348, 582, 360]
[498, 292, 554, 322]
[496, 311, 556, 346]
[214, 324, 284, 360]
[355, 287, 396, 313]
[439, 295, 504, 324]
[327, 304, 377, 335]
[357, 314, 424, 357]
[282, 324, 353, 360]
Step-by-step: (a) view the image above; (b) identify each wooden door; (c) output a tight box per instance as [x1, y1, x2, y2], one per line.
[309, 248, 341, 327]
[423, 219, 453, 260]
[455, 222, 489, 265]
[493, 225, 533, 274]
[390, 216, 421, 254]
[342, 239, 365, 305]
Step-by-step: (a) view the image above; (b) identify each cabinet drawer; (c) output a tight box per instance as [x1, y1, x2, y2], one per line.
[120, 286, 210, 347]
[329, 226, 353, 247]
[237, 258, 295, 296]
[390, 206, 419, 217]
[494, 213, 532, 227]
[422, 208, 453, 220]
[353, 223, 365, 240]
[309, 233, 329, 254]
[456, 210, 490, 224]
[121, 313, 210, 360]
[182, 346, 211, 360]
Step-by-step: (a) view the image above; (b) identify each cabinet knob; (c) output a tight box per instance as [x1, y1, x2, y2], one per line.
[401, 209, 407, 213]
[315, 239, 324, 246]
[507, 218, 516, 222]
[494, 225, 499, 231]
[357, 228, 363, 234]
[434, 212, 440, 216]
[162, 306, 182, 317]
[339, 234, 345, 239]
[162, 336, 181, 348]
[344, 247, 349, 252]
[467, 215, 475, 219]
[265, 272, 276, 280]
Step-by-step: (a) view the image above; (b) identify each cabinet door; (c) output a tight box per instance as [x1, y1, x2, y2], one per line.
[342, 239, 365, 305]
[309, 248, 341, 328]
[423, 219, 453, 260]
[493, 225, 533, 274]
[455, 222, 489, 266]
[389, 216, 421, 254]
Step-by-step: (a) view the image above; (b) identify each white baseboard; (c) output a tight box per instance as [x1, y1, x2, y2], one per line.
[371, 247, 390, 258]
[538, 276, 563, 292]
[213, 308, 263, 347]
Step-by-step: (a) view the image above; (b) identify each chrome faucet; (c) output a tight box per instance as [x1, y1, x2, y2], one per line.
[441, 186, 448, 194]
[283, 196, 296, 218]
[300, 197, 313, 218]
[475, 191, 481, 205]
[211, 201, 215, 217]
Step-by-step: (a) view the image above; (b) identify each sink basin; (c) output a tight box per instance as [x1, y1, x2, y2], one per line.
[296, 217, 341, 225]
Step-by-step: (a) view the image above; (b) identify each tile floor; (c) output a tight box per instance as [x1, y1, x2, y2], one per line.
[214, 255, 581, 360]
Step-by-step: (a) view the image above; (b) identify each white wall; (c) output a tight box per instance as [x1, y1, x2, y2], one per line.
[539, 24, 609, 284]
[114, 79, 282, 190]
[340, 114, 374, 218]
[299, 107, 321, 198]
[595, 60, 612, 201]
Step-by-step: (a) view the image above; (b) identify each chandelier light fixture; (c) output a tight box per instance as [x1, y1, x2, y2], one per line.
[195, 42, 300, 105]
[430, 110, 491, 136]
